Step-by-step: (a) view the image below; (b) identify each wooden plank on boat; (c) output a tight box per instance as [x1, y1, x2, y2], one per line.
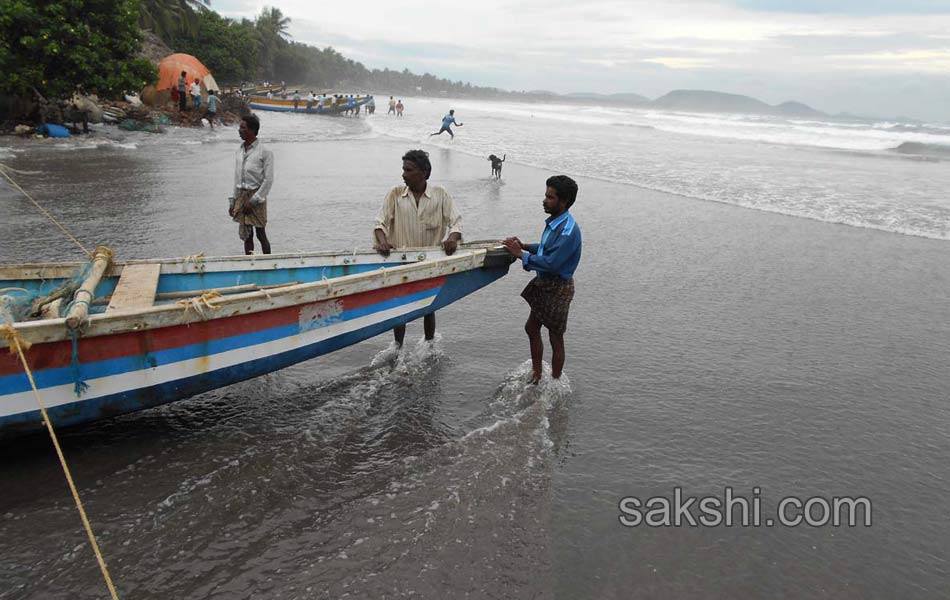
[106, 263, 161, 312]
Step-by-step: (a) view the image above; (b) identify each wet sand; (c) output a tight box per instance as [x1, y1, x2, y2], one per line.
[1, 125, 949, 598]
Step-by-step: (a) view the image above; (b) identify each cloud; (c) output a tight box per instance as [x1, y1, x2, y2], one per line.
[731, 0, 950, 15]
[208, 0, 950, 120]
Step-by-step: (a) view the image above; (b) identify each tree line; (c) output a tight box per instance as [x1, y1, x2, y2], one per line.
[168, 5, 505, 97]
[0, 0, 509, 102]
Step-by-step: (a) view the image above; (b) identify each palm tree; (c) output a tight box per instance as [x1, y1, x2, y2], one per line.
[255, 7, 292, 76]
[256, 7, 292, 41]
[139, 0, 210, 41]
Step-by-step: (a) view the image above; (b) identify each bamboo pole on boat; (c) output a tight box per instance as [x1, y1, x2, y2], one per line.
[65, 246, 113, 329]
[89, 281, 302, 306]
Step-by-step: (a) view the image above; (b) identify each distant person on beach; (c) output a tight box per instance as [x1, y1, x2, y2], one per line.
[230, 114, 274, 255]
[503, 175, 582, 384]
[388, 96, 396, 115]
[430, 110, 462, 139]
[396, 100, 404, 116]
[178, 71, 187, 112]
[489, 154, 506, 179]
[306, 91, 315, 111]
[293, 90, 301, 110]
[367, 97, 376, 115]
[205, 90, 219, 128]
[190, 78, 201, 110]
[374, 149, 463, 347]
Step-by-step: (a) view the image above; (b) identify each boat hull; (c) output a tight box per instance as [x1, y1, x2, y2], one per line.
[248, 95, 372, 114]
[0, 248, 511, 437]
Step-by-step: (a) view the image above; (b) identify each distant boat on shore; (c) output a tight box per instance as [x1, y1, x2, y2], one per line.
[249, 94, 374, 114]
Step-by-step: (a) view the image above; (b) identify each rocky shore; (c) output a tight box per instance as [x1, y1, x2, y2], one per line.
[4, 90, 248, 137]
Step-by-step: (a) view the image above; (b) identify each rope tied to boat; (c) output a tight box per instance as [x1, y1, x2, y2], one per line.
[185, 252, 206, 273]
[68, 327, 90, 397]
[0, 322, 121, 600]
[177, 291, 222, 319]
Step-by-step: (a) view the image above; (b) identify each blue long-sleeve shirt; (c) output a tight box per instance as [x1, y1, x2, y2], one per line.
[521, 211, 582, 280]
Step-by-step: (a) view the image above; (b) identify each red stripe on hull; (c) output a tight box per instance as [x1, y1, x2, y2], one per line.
[0, 276, 445, 376]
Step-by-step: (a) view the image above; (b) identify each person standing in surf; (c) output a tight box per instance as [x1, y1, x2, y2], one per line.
[430, 109, 463, 139]
[503, 175, 582, 384]
[373, 149, 463, 347]
[229, 114, 274, 255]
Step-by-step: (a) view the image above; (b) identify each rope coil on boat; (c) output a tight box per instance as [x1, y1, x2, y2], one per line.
[177, 291, 223, 319]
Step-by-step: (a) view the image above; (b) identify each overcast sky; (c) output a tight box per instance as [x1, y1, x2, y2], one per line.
[213, 0, 950, 122]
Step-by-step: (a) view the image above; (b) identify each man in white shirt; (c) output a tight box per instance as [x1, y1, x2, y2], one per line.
[190, 79, 201, 110]
[374, 149, 462, 346]
[229, 114, 274, 254]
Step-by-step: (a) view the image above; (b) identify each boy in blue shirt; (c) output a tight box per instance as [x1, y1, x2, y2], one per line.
[503, 175, 582, 384]
[430, 109, 463, 139]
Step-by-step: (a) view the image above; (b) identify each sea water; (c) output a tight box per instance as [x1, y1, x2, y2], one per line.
[1, 98, 949, 599]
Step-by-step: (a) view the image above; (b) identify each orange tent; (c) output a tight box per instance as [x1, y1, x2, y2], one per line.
[156, 53, 211, 91]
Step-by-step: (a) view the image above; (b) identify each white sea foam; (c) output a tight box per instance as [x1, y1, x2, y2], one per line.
[368, 97, 950, 240]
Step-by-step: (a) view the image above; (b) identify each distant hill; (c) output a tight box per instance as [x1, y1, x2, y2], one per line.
[774, 101, 825, 118]
[651, 90, 826, 118]
[653, 90, 770, 113]
[511, 87, 837, 119]
[566, 92, 650, 105]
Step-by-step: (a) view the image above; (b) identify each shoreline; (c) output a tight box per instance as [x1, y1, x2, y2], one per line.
[2, 126, 950, 598]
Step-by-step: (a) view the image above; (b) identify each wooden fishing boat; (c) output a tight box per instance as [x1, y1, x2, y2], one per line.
[248, 94, 373, 114]
[0, 244, 513, 438]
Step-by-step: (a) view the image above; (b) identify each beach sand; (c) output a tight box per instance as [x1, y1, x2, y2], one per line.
[1, 130, 949, 598]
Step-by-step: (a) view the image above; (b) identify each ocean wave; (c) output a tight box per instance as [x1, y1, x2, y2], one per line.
[612, 122, 656, 130]
[890, 141, 950, 158]
[879, 123, 950, 136]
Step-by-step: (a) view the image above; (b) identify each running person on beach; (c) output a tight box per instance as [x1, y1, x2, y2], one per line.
[430, 110, 463, 139]
[230, 114, 274, 255]
[503, 175, 582, 384]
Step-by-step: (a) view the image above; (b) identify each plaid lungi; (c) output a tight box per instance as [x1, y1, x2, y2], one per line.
[232, 187, 267, 240]
[521, 276, 575, 335]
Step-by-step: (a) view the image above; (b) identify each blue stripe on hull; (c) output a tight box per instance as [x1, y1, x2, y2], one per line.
[0, 265, 508, 438]
[0, 287, 441, 395]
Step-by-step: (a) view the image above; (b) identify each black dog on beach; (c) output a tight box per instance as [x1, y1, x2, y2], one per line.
[488, 154, 506, 179]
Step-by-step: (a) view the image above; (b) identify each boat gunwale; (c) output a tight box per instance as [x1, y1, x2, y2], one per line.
[2, 247, 493, 345]
[0, 245, 495, 279]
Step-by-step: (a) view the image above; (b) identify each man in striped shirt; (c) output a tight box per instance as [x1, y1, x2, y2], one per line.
[374, 149, 463, 347]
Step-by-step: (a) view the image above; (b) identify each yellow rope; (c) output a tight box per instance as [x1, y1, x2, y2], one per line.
[176, 291, 222, 319]
[0, 165, 91, 258]
[0, 323, 121, 600]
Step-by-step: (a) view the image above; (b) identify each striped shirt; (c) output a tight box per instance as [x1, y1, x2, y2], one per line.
[374, 184, 463, 248]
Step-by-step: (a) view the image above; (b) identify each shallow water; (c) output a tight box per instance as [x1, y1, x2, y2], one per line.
[1, 103, 949, 598]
